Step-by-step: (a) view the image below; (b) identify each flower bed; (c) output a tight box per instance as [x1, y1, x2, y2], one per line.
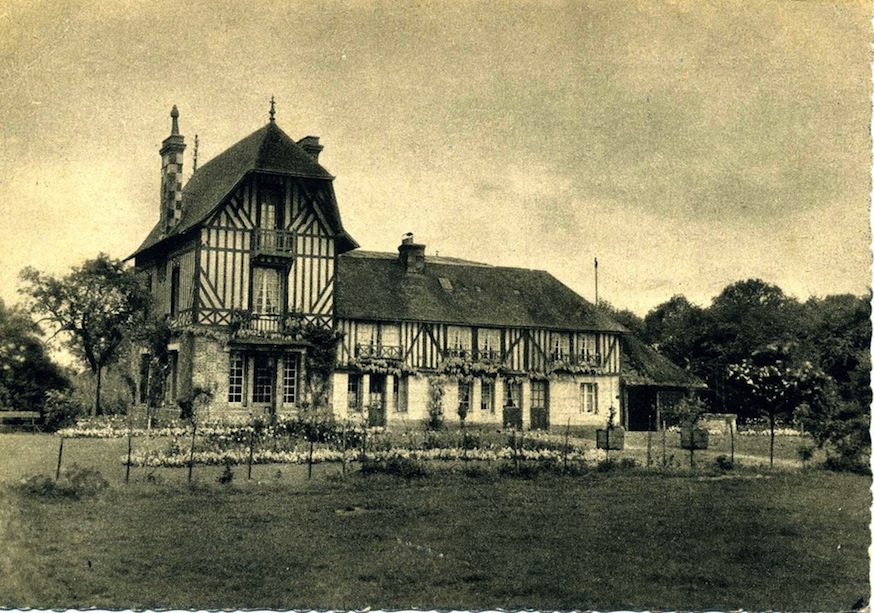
[126, 444, 604, 468]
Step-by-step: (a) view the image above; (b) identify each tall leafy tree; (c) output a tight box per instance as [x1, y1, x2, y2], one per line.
[642, 294, 710, 368]
[19, 254, 150, 416]
[0, 299, 68, 413]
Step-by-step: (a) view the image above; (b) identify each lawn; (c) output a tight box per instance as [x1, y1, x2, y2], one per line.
[0, 442, 869, 611]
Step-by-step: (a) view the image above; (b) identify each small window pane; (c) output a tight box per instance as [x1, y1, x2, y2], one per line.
[253, 357, 273, 404]
[481, 379, 495, 413]
[283, 354, 298, 404]
[228, 353, 244, 403]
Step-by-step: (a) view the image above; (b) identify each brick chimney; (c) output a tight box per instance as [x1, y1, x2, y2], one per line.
[159, 106, 186, 233]
[298, 135, 323, 161]
[398, 232, 426, 274]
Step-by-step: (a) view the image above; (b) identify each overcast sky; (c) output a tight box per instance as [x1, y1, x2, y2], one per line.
[1, 0, 870, 316]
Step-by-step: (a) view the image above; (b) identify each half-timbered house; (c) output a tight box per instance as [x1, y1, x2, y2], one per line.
[131, 106, 632, 429]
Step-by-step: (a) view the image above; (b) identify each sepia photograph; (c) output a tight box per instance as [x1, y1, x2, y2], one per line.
[0, 1, 870, 611]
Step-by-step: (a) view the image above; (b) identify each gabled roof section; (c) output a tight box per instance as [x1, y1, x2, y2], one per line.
[335, 250, 626, 333]
[620, 334, 707, 389]
[132, 121, 357, 258]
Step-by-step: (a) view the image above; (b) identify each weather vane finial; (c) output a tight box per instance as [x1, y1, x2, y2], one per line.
[269, 96, 276, 122]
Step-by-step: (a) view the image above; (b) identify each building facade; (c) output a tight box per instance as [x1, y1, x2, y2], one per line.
[131, 107, 631, 429]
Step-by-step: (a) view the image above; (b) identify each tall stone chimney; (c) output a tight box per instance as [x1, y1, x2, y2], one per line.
[398, 232, 426, 274]
[298, 135, 323, 161]
[160, 106, 186, 233]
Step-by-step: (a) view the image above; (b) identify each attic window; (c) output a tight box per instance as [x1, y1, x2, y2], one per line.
[438, 277, 453, 291]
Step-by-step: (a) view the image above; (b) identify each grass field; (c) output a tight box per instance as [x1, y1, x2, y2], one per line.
[0, 432, 869, 611]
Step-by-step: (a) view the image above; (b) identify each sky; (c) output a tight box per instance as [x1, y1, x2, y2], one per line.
[0, 0, 870, 316]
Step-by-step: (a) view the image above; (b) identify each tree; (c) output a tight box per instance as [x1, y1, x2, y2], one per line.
[642, 295, 710, 368]
[0, 299, 68, 414]
[726, 343, 829, 467]
[597, 301, 646, 338]
[19, 254, 150, 416]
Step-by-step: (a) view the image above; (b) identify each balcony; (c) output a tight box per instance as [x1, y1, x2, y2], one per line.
[549, 352, 603, 371]
[252, 229, 295, 262]
[443, 348, 503, 363]
[355, 343, 403, 361]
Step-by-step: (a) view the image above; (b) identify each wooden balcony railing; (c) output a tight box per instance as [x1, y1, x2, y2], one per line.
[355, 343, 403, 361]
[443, 348, 503, 362]
[549, 352, 603, 369]
[249, 313, 284, 333]
[252, 229, 295, 257]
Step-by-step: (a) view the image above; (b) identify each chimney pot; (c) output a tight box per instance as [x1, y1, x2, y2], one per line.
[398, 233, 426, 274]
[298, 135, 324, 161]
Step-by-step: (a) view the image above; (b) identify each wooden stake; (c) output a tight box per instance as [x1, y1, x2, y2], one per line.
[55, 436, 64, 481]
[125, 429, 132, 484]
[187, 423, 197, 484]
[307, 439, 314, 480]
[247, 428, 255, 480]
[341, 422, 347, 478]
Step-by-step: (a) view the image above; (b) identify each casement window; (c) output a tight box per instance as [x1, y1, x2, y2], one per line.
[253, 357, 273, 404]
[578, 334, 597, 359]
[282, 354, 299, 405]
[481, 379, 495, 413]
[348, 374, 363, 412]
[394, 376, 408, 413]
[477, 328, 501, 356]
[580, 382, 599, 414]
[356, 323, 377, 347]
[447, 326, 472, 353]
[228, 353, 244, 404]
[551, 333, 570, 359]
[504, 381, 522, 408]
[259, 189, 280, 229]
[380, 323, 401, 348]
[531, 380, 548, 411]
[252, 267, 282, 315]
[458, 380, 471, 416]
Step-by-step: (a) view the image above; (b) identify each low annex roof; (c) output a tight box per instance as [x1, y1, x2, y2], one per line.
[334, 250, 627, 333]
[620, 334, 707, 389]
[132, 121, 357, 258]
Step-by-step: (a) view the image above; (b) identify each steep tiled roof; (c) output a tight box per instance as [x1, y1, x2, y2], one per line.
[621, 334, 707, 389]
[132, 122, 357, 258]
[335, 250, 626, 333]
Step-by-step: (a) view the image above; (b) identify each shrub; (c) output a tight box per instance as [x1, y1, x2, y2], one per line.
[18, 465, 109, 499]
[42, 390, 84, 432]
[714, 454, 734, 470]
[217, 459, 235, 484]
[361, 456, 428, 479]
[797, 443, 815, 468]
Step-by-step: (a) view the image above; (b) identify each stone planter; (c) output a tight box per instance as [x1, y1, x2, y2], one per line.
[596, 427, 625, 450]
[680, 426, 709, 450]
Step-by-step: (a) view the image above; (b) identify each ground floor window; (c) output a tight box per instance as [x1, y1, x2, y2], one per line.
[253, 357, 273, 404]
[348, 373, 363, 412]
[369, 374, 386, 408]
[228, 353, 244, 403]
[531, 380, 548, 410]
[283, 354, 298, 404]
[580, 382, 598, 414]
[481, 379, 495, 413]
